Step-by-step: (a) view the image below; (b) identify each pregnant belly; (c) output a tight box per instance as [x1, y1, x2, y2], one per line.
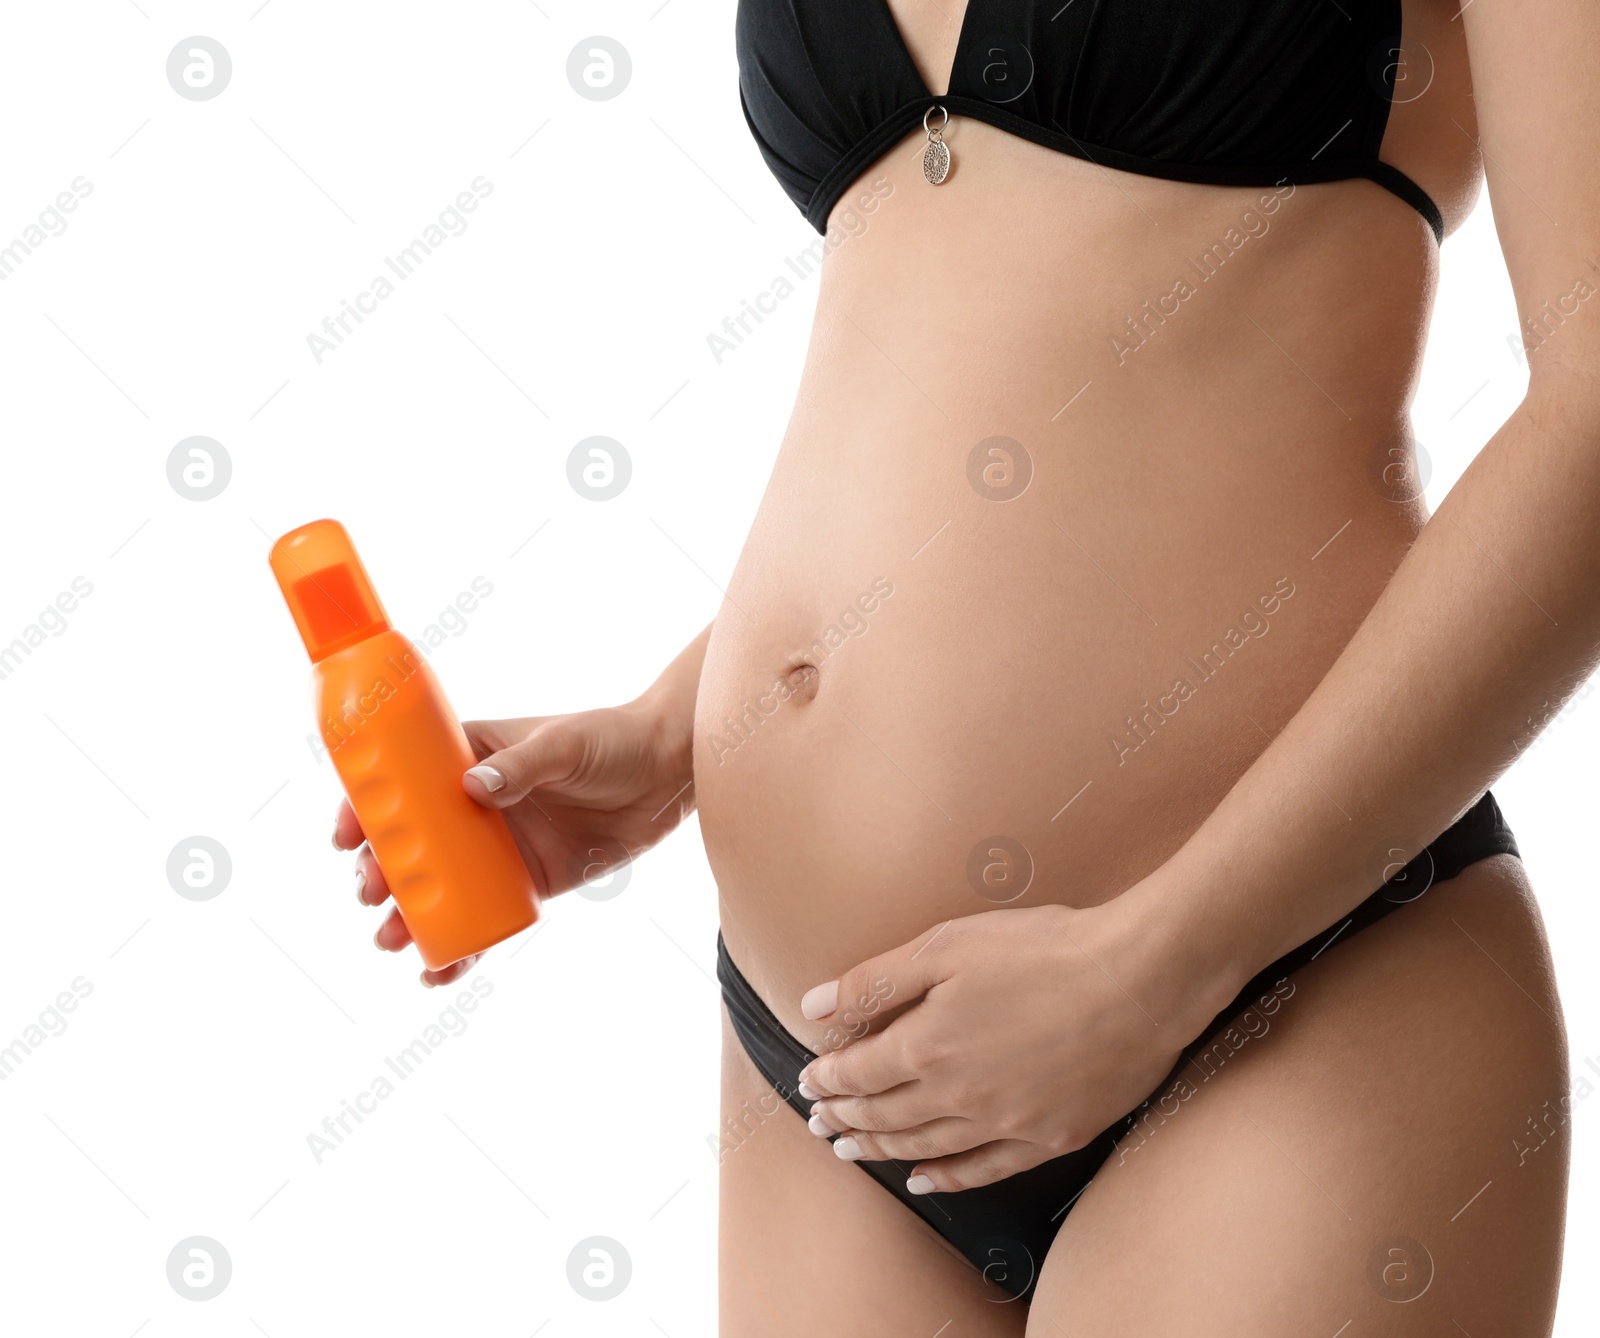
[695, 417, 1419, 1044]
[693, 136, 1432, 1043]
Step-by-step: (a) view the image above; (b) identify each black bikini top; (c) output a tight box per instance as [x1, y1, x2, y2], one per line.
[735, 0, 1444, 243]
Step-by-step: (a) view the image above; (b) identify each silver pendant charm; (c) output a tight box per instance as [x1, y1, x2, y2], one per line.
[923, 105, 951, 185]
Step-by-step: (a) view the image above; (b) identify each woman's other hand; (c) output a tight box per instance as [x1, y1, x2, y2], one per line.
[797, 894, 1239, 1192]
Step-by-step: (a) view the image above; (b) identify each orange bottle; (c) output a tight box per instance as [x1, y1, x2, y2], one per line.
[269, 519, 538, 969]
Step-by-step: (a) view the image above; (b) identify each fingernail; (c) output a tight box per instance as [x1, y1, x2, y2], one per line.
[797, 1080, 820, 1101]
[332, 822, 342, 850]
[800, 979, 839, 1020]
[354, 869, 367, 904]
[906, 1174, 935, 1194]
[466, 765, 506, 793]
[834, 1136, 862, 1161]
[374, 927, 393, 952]
[807, 1113, 830, 1136]
[420, 971, 436, 988]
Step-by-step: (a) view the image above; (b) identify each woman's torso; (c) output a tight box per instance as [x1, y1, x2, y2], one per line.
[696, 0, 1484, 1045]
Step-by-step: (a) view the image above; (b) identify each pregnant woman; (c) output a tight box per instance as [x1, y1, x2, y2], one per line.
[336, 0, 1599, 1330]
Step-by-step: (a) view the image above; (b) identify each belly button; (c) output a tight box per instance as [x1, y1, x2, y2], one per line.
[785, 662, 819, 703]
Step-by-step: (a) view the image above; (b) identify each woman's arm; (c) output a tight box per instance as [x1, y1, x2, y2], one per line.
[1125, 0, 1600, 1017]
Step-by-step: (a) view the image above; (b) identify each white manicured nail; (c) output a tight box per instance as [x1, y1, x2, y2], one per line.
[797, 1079, 820, 1101]
[906, 1174, 935, 1194]
[466, 765, 507, 793]
[833, 1136, 862, 1161]
[354, 869, 367, 904]
[800, 979, 838, 1020]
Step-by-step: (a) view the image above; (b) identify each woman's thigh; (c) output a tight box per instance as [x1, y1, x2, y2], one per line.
[717, 1007, 1022, 1337]
[1027, 854, 1570, 1336]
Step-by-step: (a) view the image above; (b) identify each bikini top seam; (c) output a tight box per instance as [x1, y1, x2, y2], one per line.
[805, 97, 1444, 245]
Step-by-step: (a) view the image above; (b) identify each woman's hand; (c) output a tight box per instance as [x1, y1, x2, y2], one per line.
[797, 896, 1234, 1193]
[334, 695, 696, 986]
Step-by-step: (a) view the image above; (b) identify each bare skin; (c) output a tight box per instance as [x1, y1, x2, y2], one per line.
[334, 0, 1600, 1327]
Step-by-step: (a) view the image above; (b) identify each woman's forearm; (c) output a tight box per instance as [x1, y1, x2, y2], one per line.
[1132, 378, 1600, 1028]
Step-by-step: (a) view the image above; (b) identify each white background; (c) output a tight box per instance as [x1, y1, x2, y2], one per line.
[0, 2, 1593, 1334]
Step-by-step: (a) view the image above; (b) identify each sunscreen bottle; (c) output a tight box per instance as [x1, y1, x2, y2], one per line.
[270, 519, 537, 969]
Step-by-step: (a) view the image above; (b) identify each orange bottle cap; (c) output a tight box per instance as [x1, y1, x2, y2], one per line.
[269, 519, 391, 662]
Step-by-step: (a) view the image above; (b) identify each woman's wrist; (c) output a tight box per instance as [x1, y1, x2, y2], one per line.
[630, 686, 695, 783]
[629, 621, 713, 781]
[1102, 855, 1260, 1045]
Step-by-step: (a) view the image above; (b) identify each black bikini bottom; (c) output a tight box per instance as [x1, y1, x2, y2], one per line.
[716, 790, 1519, 1302]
